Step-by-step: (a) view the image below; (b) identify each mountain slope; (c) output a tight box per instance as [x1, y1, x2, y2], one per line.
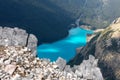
[50, 0, 120, 29]
[68, 17, 120, 80]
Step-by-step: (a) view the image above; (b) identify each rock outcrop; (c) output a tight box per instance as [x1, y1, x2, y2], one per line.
[0, 27, 38, 56]
[80, 25, 92, 30]
[0, 46, 103, 80]
[73, 55, 103, 80]
[87, 29, 104, 42]
[68, 17, 120, 80]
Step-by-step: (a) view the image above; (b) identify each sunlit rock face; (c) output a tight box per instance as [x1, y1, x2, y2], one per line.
[37, 27, 93, 61]
[95, 18, 120, 80]
[68, 17, 120, 80]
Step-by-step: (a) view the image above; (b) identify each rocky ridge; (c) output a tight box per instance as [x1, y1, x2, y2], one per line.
[68, 17, 120, 80]
[0, 46, 103, 80]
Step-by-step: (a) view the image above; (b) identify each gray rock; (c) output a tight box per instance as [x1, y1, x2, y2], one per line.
[12, 27, 28, 46]
[27, 34, 38, 56]
[64, 65, 72, 72]
[74, 55, 104, 80]
[0, 27, 14, 46]
[0, 27, 38, 56]
[0, 46, 104, 80]
[56, 57, 66, 71]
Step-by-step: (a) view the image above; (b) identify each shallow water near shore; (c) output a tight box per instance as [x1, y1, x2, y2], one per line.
[37, 27, 93, 62]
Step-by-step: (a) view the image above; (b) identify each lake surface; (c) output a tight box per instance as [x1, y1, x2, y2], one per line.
[37, 27, 93, 62]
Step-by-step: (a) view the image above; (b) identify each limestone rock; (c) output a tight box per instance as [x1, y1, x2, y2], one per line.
[0, 27, 38, 56]
[4, 64, 17, 75]
[74, 55, 103, 80]
[12, 27, 28, 46]
[27, 34, 38, 56]
[56, 57, 66, 71]
[0, 46, 104, 80]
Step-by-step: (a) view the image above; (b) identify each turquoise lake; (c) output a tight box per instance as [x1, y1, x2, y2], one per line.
[37, 27, 93, 62]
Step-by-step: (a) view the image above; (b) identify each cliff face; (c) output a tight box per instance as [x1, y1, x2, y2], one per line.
[68, 17, 120, 80]
[95, 18, 120, 80]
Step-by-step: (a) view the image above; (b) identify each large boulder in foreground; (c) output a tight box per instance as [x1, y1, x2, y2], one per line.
[0, 27, 38, 56]
[68, 17, 120, 80]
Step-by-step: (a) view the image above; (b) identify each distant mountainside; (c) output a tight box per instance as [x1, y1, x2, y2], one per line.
[50, 0, 120, 29]
[0, 0, 74, 44]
